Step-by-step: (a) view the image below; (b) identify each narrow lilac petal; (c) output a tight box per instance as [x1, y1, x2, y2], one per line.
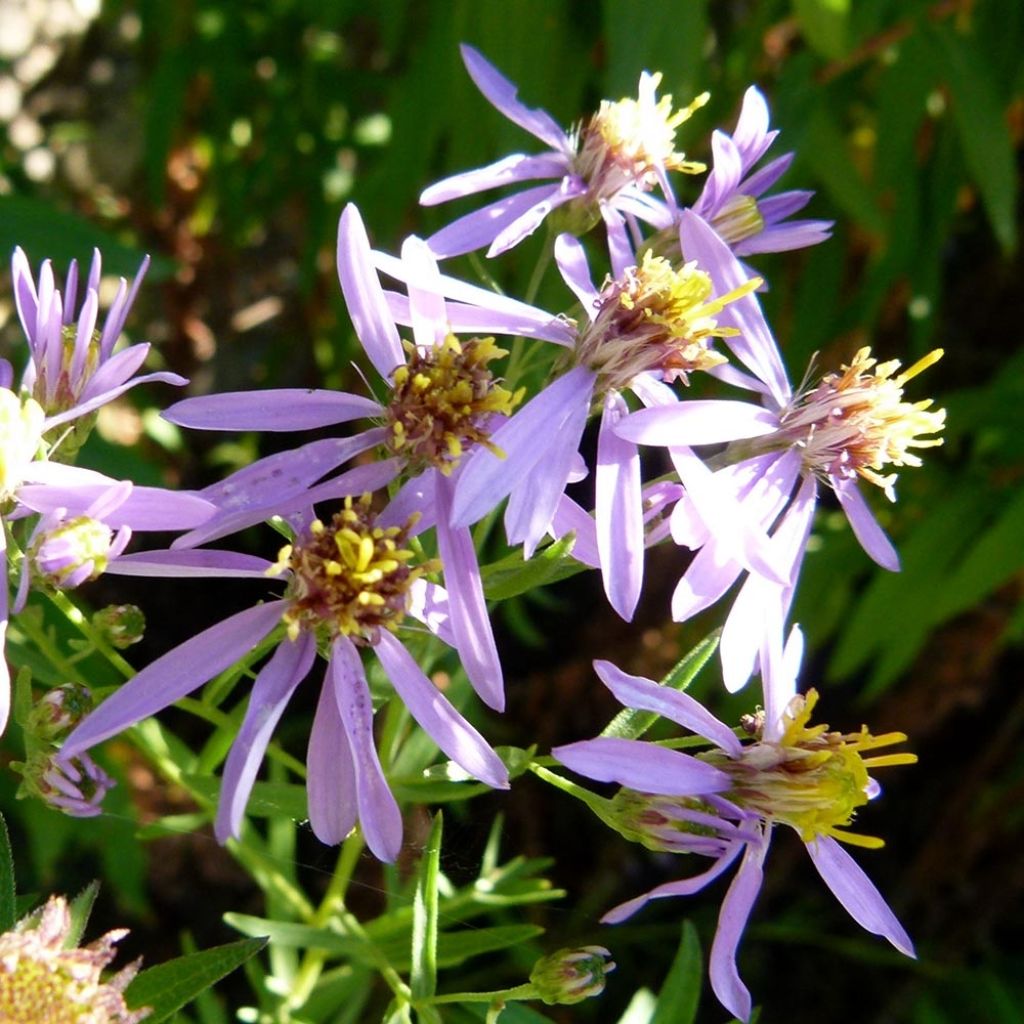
[756, 187, 812, 220]
[504, 383, 589, 556]
[164, 389, 382, 431]
[378, 470, 436, 534]
[401, 236, 447, 349]
[735, 219, 834, 256]
[451, 366, 596, 528]
[78, 343, 149, 398]
[42, 371, 189, 431]
[805, 837, 915, 957]
[602, 842, 744, 924]
[330, 636, 403, 862]
[553, 737, 731, 796]
[679, 210, 791, 407]
[106, 549, 276, 578]
[407, 297, 573, 346]
[672, 540, 742, 620]
[617, 400, 779, 447]
[742, 153, 797, 200]
[832, 477, 900, 571]
[554, 233, 599, 315]
[61, 601, 286, 757]
[375, 631, 508, 789]
[596, 395, 643, 622]
[732, 87, 773, 166]
[434, 477, 504, 711]
[761, 622, 803, 742]
[307, 669, 358, 844]
[610, 189, 675, 230]
[407, 580, 456, 647]
[697, 131, 744, 216]
[628, 373, 679, 409]
[63, 256, 81, 323]
[709, 834, 769, 1023]
[459, 44, 569, 152]
[70, 289, 99, 388]
[215, 633, 316, 841]
[337, 205, 404, 380]
[12, 248, 38, 341]
[593, 660, 743, 757]
[425, 185, 562, 259]
[0, 534, 8, 734]
[99, 256, 150, 356]
[548, 494, 599, 567]
[421, 152, 568, 204]
[601, 205, 635, 280]
[487, 182, 583, 257]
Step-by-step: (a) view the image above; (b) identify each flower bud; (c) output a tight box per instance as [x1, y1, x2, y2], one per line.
[15, 750, 114, 818]
[31, 515, 117, 590]
[92, 604, 146, 648]
[25, 682, 94, 743]
[529, 946, 615, 1005]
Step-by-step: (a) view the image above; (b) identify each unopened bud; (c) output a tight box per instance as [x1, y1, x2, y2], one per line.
[26, 682, 94, 742]
[31, 516, 117, 590]
[14, 750, 114, 818]
[529, 946, 615, 1005]
[92, 604, 146, 648]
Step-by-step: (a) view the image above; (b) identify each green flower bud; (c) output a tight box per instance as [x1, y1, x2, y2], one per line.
[529, 946, 615, 1005]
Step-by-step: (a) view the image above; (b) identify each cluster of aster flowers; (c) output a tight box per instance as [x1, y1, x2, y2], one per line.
[1, 46, 947, 1021]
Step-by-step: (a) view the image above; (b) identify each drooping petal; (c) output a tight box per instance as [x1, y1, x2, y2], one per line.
[617, 400, 780, 447]
[709, 833, 769, 1023]
[214, 633, 316, 841]
[554, 233, 599, 315]
[337, 204, 404, 381]
[596, 394, 643, 622]
[601, 841, 744, 924]
[164, 389, 382, 431]
[553, 737, 731, 797]
[390, 295, 572, 346]
[420, 152, 569, 204]
[487, 181, 584, 257]
[331, 637, 403, 862]
[105, 549, 276, 578]
[805, 836, 915, 957]
[832, 476, 900, 571]
[592, 660, 743, 757]
[434, 475, 504, 711]
[307, 669, 358, 845]
[601, 205, 635, 280]
[61, 601, 287, 757]
[374, 631, 508, 790]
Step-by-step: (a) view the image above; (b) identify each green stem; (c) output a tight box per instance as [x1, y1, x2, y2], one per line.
[529, 763, 615, 820]
[46, 589, 135, 679]
[13, 608, 87, 685]
[431, 984, 536, 1005]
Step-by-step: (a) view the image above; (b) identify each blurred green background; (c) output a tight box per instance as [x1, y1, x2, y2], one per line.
[0, 0, 1022, 1021]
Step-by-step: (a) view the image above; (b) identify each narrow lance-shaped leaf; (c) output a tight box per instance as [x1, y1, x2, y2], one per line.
[411, 811, 443, 1002]
[651, 920, 703, 1024]
[0, 815, 15, 930]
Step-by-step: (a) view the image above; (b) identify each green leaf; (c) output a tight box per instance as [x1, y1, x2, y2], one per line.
[933, 23, 1018, 253]
[652, 920, 702, 1024]
[411, 812, 443, 1002]
[0, 815, 15, 930]
[181, 775, 307, 821]
[66, 881, 100, 947]
[124, 937, 267, 1023]
[793, 0, 851, 60]
[481, 534, 587, 601]
[434, 924, 543, 969]
[601, 631, 720, 740]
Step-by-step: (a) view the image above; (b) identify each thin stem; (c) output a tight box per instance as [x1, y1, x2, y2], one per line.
[46, 589, 135, 679]
[12, 608, 87, 684]
[431, 984, 536, 1005]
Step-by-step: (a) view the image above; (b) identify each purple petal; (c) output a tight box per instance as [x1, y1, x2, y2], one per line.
[61, 601, 287, 757]
[735, 219, 833, 257]
[832, 476, 900, 571]
[672, 540, 742, 620]
[600, 205, 636, 279]
[434, 476, 504, 711]
[307, 669, 358, 844]
[378, 470, 436, 534]
[805, 836, 915, 957]
[596, 394, 643, 622]
[215, 633, 316, 841]
[593, 660, 743, 757]
[451, 366, 596, 528]
[374, 630, 508, 789]
[165, 389, 382, 431]
[760, 623, 803, 742]
[43, 369, 189, 431]
[330, 636, 403, 862]
[487, 181, 583, 257]
[421, 152, 568, 204]
[70, 289, 99, 388]
[617, 400, 780, 447]
[458, 45, 569, 152]
[11, 248, 39, 341]
[337, 205, 404, 381]
[602, 841, 744, 924]
[400, 236, 447, 349]
[388, 295, 572, 346]
[549, 495, 599, 567]
[732, 87, 774, 166]
[407, 580, 457, 647]
[554, 233, 599, 316]
[709, 833, 769, 1023]
[106, 549, 276, 578]
[552, 737, 731, 796]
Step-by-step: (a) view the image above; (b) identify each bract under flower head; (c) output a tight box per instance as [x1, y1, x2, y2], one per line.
[386, 334, 523, 475]
[768, 347, 946, 501]
[0, 895, 147, 1023]
[0, 390, 44, 502]
[274, 495, 431, 644]
[574, 250, 758, 392]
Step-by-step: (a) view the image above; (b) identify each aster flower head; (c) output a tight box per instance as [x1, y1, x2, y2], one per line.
[529, 946, 616, 1005]
[420, 45, 707, 259]
[0, 894, 148, 1022]
[11, 246, 186, 449]
[553, 635, 915, 1021]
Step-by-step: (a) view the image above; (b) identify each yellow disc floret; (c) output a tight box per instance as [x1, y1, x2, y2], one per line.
[273, 495, 435, 644]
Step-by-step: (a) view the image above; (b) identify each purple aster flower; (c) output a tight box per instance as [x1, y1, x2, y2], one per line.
[11, 247, 187, 448]
[553, 631, 916, 1021]
[60, 494, 510, 861]
[164, 205, 573, 710]
[614, 211, 944, 689]
[419, 45, 708, 259]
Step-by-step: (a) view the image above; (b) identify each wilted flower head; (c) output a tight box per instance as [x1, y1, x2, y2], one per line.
[0, 894, 148, 1022]
[529, 946, 615, 1005]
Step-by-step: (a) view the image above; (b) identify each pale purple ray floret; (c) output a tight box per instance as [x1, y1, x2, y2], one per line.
[11, 247, 187, 431]
[59, 502, 510, 862]
[419, 45, 705, 260]
[613, 209, 940, 691]
[552, 628, 915, 1022]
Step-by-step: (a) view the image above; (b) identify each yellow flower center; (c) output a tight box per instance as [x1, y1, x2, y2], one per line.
[0, 390, 44, 503]
[272, 495, 433, 644]
[575, 251, 759, 392]
[776, 347, 945, 500]
[386, 335, 523, 475]
[710, 193, 765, 246]
[573, 78, 708, 199]
[32, 517, 114, 587]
